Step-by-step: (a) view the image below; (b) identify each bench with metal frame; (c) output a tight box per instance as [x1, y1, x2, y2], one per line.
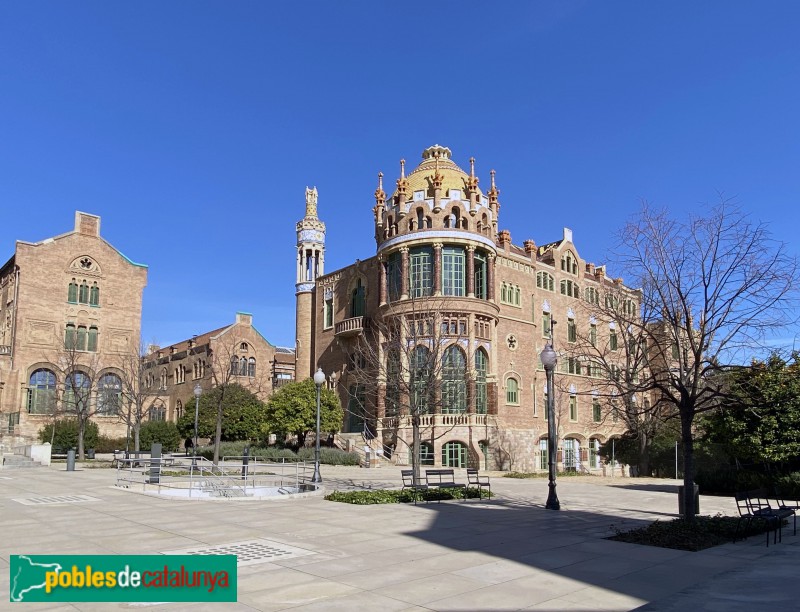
[425, 468, 467, 502]
[401, 469, 429, 504]
[467, 468, 491, 499]
[734, 488, 796, 547]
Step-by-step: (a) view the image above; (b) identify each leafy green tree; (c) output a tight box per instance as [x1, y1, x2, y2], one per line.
[139, 421, 181, 452]
[705, 353, 800, 464]
[39, 419, 99, 451]
[176, 384, 267, 443]
[265, 378, 343, 446]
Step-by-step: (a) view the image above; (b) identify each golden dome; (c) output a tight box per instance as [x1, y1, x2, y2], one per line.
[391, 145, 484, 200]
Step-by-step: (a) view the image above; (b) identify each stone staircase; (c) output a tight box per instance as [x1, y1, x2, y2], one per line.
[1, 454, 43, 469]
[334, 432, 393, 468]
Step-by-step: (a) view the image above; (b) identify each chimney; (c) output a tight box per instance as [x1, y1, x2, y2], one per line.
[74, 211, 101, 237]
[586, 263, 595, 275]
[499, 229, 511, 252]
[236, 312, 253, 326]
[595, 265, 606, 280]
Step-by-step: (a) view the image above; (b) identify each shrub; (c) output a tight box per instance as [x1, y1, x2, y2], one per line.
[325, 488, 491, 504]
[503, 471, 589, 479]
[297, 447, 361, 465]
[608, 514, 772, 551]
[139, 421, 181, 452]
[95, 436, 128, 453]
[38, 419, 99, 451]
[195, 444, 359, 465]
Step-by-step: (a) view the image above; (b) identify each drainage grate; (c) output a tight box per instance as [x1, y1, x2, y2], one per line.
[162, 538, 314, 567]
[13, 494, 101, 506]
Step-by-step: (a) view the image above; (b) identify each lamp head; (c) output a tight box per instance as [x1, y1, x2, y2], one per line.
[193, 384, 202, 398]
[540, 343, 557, 371]
[313, 368, 326, 387]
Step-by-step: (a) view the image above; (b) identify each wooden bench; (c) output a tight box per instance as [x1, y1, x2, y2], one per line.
[467, 468, 491, 498]
[734, 488, 796, 546]
[425, 469, 466, 501]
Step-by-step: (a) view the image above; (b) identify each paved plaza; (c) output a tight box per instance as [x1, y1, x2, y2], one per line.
[1, 462, 798, 611]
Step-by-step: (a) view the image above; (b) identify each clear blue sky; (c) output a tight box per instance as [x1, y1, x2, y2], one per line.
[2, 2, 798, 349]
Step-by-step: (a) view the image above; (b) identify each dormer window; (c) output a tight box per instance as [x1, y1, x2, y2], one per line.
[561, 251, 578, 275]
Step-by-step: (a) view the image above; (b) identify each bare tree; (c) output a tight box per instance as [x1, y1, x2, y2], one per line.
[115, 338, 165, 453]
[611, 200, 798, 519]
[205, 330, 270, 465]
[53, 330, 102, 460]
[345, 296, 476, 485]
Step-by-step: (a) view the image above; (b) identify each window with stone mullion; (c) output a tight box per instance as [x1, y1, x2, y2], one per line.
[442, 246, 465, 296]
[442, 346, 466, 414]
[474, 251, 487, 299]
[475, 349, 488, 414]
[409, 247, 433, 298]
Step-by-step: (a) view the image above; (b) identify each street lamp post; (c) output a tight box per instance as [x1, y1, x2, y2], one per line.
[312, 368, 326, 484]
[193, 383, 202, 464]
[540, 341, 561, 510]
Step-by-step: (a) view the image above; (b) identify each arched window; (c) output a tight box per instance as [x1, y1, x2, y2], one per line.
[506, 377, 519, 404]
[248, 357, 256, 377]
[415, 442, 434, 466]
[64, 324, 77, 349]
[97, 373, 122, 415]
[240, 342, 249, 351]
[76, 326, 87, 351]
[410, 345, 431, 414]
[386, 252, 402, 302]
[64, 371, 90, 413]
[239, 357, 247, 376]
[474, 251, 487, 299]
[78, 282, 89, 304]
[442, 346, 466, 414]
[475, 348, 488, 414]
[160, 368, 167, 390]
[561, 251, 578, 275]
[351, 278, 366, 317]
[87, 326, 98, 352]
[442, 441, 467, 468]
[89, 283, 100, 306]
[416, 208, 424, 231]
[28, 369, 56, 414]
[536, 271, 554, 292]
[230, 356, 238, 375]
[67, 280, 78, 303]
[176, 400, 184, 419]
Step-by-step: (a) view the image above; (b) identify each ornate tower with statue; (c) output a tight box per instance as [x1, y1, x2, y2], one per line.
[295, 187, 326, 381]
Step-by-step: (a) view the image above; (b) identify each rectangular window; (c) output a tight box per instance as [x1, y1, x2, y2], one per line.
[87, 327, 98, 352]
[542, 312, 551, 338]
[672, 341, 680, 360]
[409, 247, 433, 298]
[568, 319, 576, 343]
[593, 399, 601, 422]
[610, 329, 618, 350]
[387, 253, 401, 301]
[76, 326, 87, 351]
[474, 252, 487, 299]
[324, 297, 333, 329]
[442, 247, 465, 296]
[539, 439, 548, 470]
[590, 324, 597, 347]
[569, 395, 577, 421]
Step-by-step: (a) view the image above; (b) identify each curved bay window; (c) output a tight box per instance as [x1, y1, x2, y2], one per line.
[97, 373, 122, 415]
[410, 345, 432, 414]
[28, 369, 57, 414]
[386, 252, 401, 301]
[409, 247, 433, 298]
[64, 371, 91, 413]
[442, 246, 465, 296]
[475, 348, 488, 414]
[442, 346, 466, 414]
[474, 251, 487, 299]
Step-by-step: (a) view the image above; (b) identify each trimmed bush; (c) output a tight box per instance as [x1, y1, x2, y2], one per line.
[95, 436, 128, 453]
[38, 419, 99, 451]
[503, 471, 590, 479]
[195, 444, 359, 465]
[296, 447, 361, 466]
[139, 421, 181, 452]
[608, 514, 772, 551]
[325, 488, 491, 504]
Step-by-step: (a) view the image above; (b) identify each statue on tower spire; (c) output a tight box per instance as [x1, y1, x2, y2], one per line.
[305, 186, 319, 218]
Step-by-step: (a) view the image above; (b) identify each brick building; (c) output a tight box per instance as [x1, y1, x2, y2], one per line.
[143, 312, 295, 423]
[0, 212, 147, 444]
[296, 145, 637, 472]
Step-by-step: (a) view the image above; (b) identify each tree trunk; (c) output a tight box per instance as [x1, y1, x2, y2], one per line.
[637, 430, 651, 477]
[77, 417, 85, 460]
[213, 401, 223, 465]
[411, 415, 421, 487]
[680, 409, 696, 521]
[134, 422, 141, 453]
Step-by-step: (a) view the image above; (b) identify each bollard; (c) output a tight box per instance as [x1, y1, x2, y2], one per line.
[241, 446, 250, 480]
[149, 443, 162, 484]
[66, 449, 76, 471]
[678, 483, 700, 515]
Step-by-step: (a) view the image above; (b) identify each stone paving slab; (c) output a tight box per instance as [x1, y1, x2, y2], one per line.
[0, 463, 795, 611]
